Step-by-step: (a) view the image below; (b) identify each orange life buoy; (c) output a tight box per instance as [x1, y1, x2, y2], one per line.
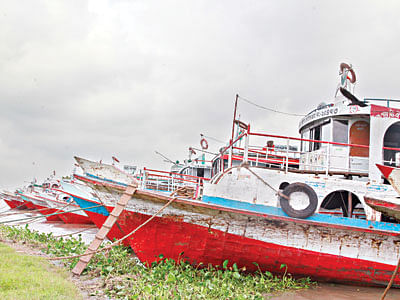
[340, 63, 356, 83]
[200, 138, 208, 150]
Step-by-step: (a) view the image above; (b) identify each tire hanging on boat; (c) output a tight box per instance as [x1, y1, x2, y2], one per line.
[279, 182, 318, 219]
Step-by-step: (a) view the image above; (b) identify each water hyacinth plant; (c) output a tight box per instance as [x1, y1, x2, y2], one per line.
[0, 225, 313, 299]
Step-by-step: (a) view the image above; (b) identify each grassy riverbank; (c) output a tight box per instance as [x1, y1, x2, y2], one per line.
[0, 225, 314, 299]
[0, 242, 81, 299]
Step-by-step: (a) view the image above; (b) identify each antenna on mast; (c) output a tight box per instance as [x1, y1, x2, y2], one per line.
[154, 151, 180, 165]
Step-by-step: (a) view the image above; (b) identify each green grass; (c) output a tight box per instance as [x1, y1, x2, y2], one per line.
[0, 225, 314, 299]
[0, 242, 82, 300]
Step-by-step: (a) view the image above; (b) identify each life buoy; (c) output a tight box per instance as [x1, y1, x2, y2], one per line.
[200, 138, 209, 150]
[279, 182, 318, 219]
[340, 63, 356, 83]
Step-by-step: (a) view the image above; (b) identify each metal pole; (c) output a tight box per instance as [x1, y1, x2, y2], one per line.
[326, 144, 330, 176]
[348, 191, 353, 218]
[285, 139, 289, 173]
[231, 94, 239, 142]
[228, 139, 232, 168]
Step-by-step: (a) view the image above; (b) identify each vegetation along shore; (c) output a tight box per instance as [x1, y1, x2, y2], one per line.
[0, 225, 313, 299]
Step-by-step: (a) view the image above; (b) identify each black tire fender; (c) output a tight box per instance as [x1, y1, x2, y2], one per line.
[279, 182, 318, 219]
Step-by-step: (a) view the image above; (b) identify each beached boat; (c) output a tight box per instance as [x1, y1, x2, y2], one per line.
[74, 156, 136, 186]
[364, 164, 400, 222]
[73, 63, 400, 287]
[1, 191, 27, 209]
[19, 182, 93, 224]
[20, 191, 63, 222]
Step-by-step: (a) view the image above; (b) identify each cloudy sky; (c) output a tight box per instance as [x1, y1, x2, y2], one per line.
[1, 0, 400, 188]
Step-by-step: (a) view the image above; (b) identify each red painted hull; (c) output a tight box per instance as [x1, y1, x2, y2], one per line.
[106, 208, 400, 287]
[34, 204, 63, 222]
[14, 200, 27, 209]
[84, 209, 130, 246]
[23, 200, 36, 210]
[57, 211, 93, 224]
[3, 199, 17, 209]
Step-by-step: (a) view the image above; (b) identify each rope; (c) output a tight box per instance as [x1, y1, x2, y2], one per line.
[0, 204, 67, 217]
[200, 134, 225, 144]
[53, 227, 94, 238]
[0, 204, 102, 225]
[189, 147, 219, 156]
[0, 202, 27, 214]
[10, 201, 74, 225]
[241, 164, 290, 200]
[238, 95, 306, 117]
[381, 255, 400, 300]
[47, 196, 177, 261]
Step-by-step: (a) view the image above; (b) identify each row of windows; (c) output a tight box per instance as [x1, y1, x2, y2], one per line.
[301, 119, 349, 152]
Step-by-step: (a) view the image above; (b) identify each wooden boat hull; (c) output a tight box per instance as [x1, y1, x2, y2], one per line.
[365, 196, 400, 222]
[33, 204, 63, 222]
[56, 209, 93, 224]
[81, 186, 400, 287]
[23, 199, 36, 210]
[43, 198, 93, 225]
[72, 172, 400, 287]
[20, 194, 63, 222]
[2, 198, 18, 209]
[59, 185, 130, 245]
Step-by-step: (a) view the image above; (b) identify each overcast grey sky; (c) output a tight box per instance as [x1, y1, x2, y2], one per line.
[1, 0, 400, 188]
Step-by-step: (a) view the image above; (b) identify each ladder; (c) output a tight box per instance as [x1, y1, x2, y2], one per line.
[72, 183, 137, 276]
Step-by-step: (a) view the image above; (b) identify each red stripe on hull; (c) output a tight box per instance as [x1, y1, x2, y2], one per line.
[34, 204, 63, 222]
[111, 210, 400, 288]
[57, 211, 93, 224]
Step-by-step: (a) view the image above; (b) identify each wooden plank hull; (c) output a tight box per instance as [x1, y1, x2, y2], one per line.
[61, 189, 130, 246]
[2, 198, 18, 209]
[110, 207, 400, 287]
[32, 204, 63, 222]
[20, 194, 63, 222]
[365, 196, 400, 222]
[71, 173, 400, 287]
[82, 186, 400, 287]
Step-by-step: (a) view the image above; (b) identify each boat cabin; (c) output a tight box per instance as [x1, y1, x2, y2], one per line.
[299, 92, 400, 182]
[205, 64, 400, 223]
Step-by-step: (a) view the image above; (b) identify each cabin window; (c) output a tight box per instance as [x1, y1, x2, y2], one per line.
[383, 122, 400, 166]
[301, 130, 310, 152]
[312, 126, 321, 151]
[197, 168, 205, 178]
[333, 120, 348, 144]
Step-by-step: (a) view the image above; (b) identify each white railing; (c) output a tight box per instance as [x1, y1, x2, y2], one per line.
[217, 124, 400, 176]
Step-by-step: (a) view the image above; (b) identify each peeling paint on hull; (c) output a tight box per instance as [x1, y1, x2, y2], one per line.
[82, 190, 400, 287]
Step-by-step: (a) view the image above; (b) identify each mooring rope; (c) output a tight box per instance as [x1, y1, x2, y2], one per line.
[381, 255, 400, 300]
[47, 196, 177, 261]
[0, 203, 67, 217]
[0, 204, 102, 225]
[241, 163, 290, 200]
[8, 201, 74, 225]
[53, 227, 95, 238]
[0, 202, 27, 214]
